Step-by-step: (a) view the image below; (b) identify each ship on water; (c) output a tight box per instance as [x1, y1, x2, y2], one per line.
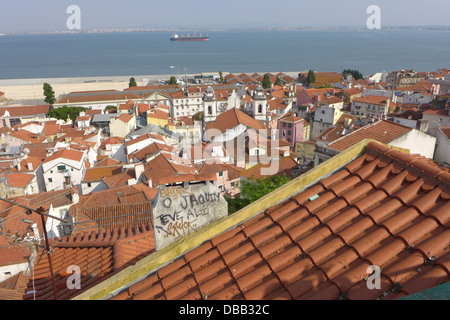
[170, 33, 209, 42]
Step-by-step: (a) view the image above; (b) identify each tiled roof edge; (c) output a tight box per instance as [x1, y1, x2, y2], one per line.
[366, 141, 450, 186]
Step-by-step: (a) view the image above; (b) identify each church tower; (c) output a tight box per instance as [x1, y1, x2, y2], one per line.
[203, 86, 218, 122]
[252, 84, 267, 121]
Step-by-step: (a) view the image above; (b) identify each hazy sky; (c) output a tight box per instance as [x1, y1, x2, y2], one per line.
[1, 0, 449, 33]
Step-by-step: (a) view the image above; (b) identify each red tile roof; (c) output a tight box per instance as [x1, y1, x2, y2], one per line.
[6, 172, 34, 188]
[125, 133, 164, 148]
[0, 272, 29, 300]
[102, 169, 135, 188]
[74, 185, 153, 209]
[108, 142, 449, 300]
[21, 223, 156, 300]
[116, 113, 134, 123]
[241, 156, 299, 181]
[439, 127, 450, 140]
[328, 120, 412, 152]
[0, 105, 51, 118]
[279, 112, 303, 123]
[9, 130, 47, 144]
[95, 157, 122, 167]
[83, 165, 123, 182]
[56, 93, 142, 104]
[206, 108, 267, 134]
[352, 95, 391, 106]
[43, 149, 84, 164]
[133, 142, 174, 162]
[143, 153, 198, 186]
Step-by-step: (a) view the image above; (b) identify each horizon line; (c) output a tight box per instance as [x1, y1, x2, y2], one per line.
[2, 25, 450, 35]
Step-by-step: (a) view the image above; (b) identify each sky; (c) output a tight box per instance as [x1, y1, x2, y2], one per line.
[0, 0, 449, 33]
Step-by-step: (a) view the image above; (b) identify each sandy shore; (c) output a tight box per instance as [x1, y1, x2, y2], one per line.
[0, 75, 161, 101]
[0, 71, 300, 103]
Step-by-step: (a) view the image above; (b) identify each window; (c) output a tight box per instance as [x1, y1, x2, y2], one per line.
[87, 182, 92, 188]
[258, 104, 263, 114]
[283, 122, 286, 127]
[287, 138, 291, 143]
[218, 171, 224, 177]
[57, 165, 66, 172]
[288, 130, 292, 136]
[48, 178, 53, 183]
[288, 123, 292, 128]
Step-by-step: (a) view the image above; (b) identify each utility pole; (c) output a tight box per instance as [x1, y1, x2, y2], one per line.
[0, 197, 66, 300]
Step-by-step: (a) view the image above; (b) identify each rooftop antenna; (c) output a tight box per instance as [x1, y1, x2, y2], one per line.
[0, 197, 67, 300]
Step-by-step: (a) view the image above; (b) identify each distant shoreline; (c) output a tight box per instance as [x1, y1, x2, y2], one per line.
[0, 71, 303, 87]
[1, 26, 449, 36]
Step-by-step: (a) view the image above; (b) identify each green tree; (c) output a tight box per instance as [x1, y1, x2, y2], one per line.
[129, 77, 137, 88]
[342, 69, 364, 81]
[225, 173, 291, 214]
[169, 76, 178, 85]
[105, 105, 117, 113]
[307, 70, 316, 87]
[262, 74, 272, 89]
[274, 76, 283, 86]
[48, 106, 87, 122]
[43, 83, 56, 105]
[192, 112, 204, 122]
[219, 71, 225, 84]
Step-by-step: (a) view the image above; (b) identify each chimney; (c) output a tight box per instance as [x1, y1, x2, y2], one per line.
[27, 161, 33, 171]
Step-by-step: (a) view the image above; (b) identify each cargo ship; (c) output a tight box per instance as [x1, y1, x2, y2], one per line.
[170, 33, 209, 42]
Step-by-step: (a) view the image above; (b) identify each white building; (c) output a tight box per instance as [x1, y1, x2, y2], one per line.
[42, 149, 87, 191]
[351, 95, 395, 118]
[311, 96, 344, 140]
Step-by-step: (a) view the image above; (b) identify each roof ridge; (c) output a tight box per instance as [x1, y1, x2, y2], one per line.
[366, 142, 450, 186]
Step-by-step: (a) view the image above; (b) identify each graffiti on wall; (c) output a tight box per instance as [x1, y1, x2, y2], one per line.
[152, 183, 227, 250]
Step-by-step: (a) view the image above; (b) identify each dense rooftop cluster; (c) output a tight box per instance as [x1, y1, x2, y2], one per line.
[0, 68, 448, 300]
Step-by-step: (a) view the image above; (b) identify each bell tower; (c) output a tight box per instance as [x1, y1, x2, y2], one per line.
[252, 84, 267, 121]
[203, 86, 218, 122]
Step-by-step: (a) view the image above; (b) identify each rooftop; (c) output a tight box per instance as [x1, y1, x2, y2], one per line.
[206, 108, 267, 134]
[328, 120, 412, 152]
[98, 141, 449, 301]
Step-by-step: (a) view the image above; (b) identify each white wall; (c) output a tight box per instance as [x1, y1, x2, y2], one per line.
[81, 180, 108, 195]
[45, 204, 72, 239]
[434, 129, 450, 166]
[389, 130, 436, 159]
[43, 161, 85, 192]
[0, 262, 30, 281]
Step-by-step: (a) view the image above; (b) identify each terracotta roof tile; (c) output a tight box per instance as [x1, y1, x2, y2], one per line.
[43, 149, 84, 164]
[6, 172, 34, 188]
[206, 108, 267, 134]
[328, 120, 412, 152]
[107, 141, 449, 300]
[20, 222, 155, 300]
